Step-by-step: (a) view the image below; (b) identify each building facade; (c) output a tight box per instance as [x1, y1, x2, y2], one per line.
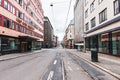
[53, 35, 58, 47]
[65, 20, 74, 49]
[84, 0, 120, 56]
[0, 0, 44, 54]
[74, 0, 85, 51]
[43, 17, 54, 48]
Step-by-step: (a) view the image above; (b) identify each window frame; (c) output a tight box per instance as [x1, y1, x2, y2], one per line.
[85, 22, 89, 31]
[114, 0, 120, 15]
[85, 9, 88, 18]
[90, 0, 95, 13]
[99, 8, 107, 23]
[91, 17, 96, 28]
[4, 0, 8, 9]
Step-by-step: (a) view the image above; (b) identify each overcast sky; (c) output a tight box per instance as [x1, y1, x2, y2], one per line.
[41, 0, 75, 41]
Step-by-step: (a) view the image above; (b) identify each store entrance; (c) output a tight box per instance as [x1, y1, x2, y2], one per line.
[21, 42, 27, 52]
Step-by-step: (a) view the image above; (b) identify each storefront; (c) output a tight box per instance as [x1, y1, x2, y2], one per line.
[0, 36, 20, 54]
[98, 33, 112, 54]
[112, 31, 120, 55]
[85, 30, 120, 56]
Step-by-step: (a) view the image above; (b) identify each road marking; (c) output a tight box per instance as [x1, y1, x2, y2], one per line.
[47, 71, 54, 80]
[77, 68, 80, 70]
[53, 60, 57, 65]
[68, 66, 73, 71]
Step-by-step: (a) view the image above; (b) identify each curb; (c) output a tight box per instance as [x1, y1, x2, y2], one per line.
[71, 51, 120, 79]
[0, 50, 46, 61]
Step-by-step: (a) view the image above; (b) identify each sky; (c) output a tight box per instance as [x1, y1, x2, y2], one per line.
[41, 0, 76, 41]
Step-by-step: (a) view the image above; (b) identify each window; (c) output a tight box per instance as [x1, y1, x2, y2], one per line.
[99, 0, 103, 4]
[4, 18, 11, 28]
[0, 0, 2, 5]
[99, 8, 107, 23]
[91, 17, 96, 28]
[85, 23, 89, 31]
[31, 12, 34, 17]
[114, 0, 120, 15]
[19, 0, 23, 6]
[8, 3, 10, 11]
[90, 1, 95, 13]
[16, 24, 19, 31]
[4, 18, 7, 27]
[10, 5, 13, 13]
[85, 9, 88, 18]
[25, 6, 28, 11]
[85, 0, 88, 6]
[11, 21, 14, 29]
[16, 10, 19, 17]
[13, 7, 15, 14]
[4, 0, 8, 9]
[18, 12, 23, 19]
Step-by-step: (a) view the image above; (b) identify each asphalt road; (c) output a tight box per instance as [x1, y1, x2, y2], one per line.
[0, 48, 119, 80]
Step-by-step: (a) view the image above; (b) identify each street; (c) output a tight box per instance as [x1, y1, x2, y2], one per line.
[0, 48, 119, 80]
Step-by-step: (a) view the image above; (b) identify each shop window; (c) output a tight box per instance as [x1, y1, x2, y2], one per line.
[91, 17, 96, 28]
[114, 0, 120, 15]
[100, 33, 109, 53]
[99, 8, 107, 23]
[112, 32, 120, 55]
[4, 0, 8, 9]
[0, 0, 2, 6]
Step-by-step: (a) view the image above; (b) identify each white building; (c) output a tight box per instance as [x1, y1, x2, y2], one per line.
[84, 0, 120, 56]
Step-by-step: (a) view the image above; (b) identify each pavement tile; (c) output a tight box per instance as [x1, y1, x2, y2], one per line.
[66, 49, 120, 76]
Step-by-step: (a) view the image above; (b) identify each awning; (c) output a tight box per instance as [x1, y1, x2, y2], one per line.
[75, 43, 84, 46]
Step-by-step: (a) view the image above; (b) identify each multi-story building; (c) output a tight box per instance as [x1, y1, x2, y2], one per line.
[53, 35, 58, 47]
[0, 0, 44, 54]
[42, 16, 54, 48]
[65, 20, 74, 49]
[74, 0, 85, 51]
[84, 0, 120, 56]
[62, 34, 67, 48]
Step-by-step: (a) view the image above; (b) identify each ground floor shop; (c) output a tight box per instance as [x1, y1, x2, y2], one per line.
[0, 36, 42, 55]
[85, 30, 120, 56]
[74, 42, 84, 52]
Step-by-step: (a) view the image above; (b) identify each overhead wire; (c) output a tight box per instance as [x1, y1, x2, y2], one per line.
[64, 0, 72, 32]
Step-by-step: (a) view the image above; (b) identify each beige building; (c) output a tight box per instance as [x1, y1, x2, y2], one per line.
[74, 0, 84, 51]
[0, 0, 44, 54]
[65, 20, 74, 49]
[84, 0, 120, 56]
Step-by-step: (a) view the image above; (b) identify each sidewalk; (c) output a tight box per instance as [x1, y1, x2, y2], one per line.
[0, 49, 46, 61]
[66, 49, 120, 79]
